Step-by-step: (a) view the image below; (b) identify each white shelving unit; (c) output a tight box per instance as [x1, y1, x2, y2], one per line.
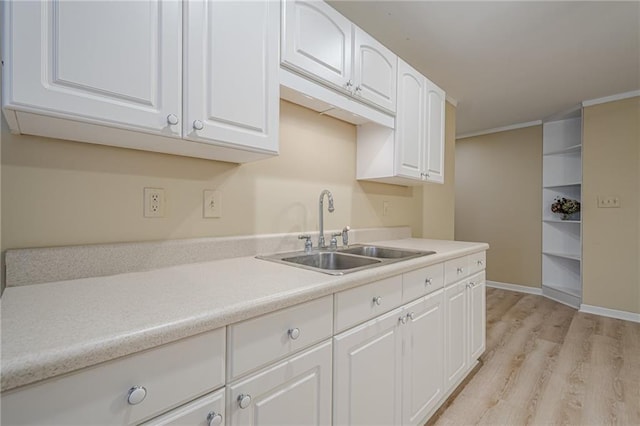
[542, 111, 582, 308]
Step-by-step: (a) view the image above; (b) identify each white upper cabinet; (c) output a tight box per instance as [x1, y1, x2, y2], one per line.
[281, 0, 352, 91]
[184, 0, 279, 155]
[2, 0, 182, 136]
[395, 59, 426, 180]
[2, 0, 279, 163]
[424, 80, 446, 184]
[353, 26, 397, 113]
[356, 58, 445, 186]
[281, 0, 397, 117]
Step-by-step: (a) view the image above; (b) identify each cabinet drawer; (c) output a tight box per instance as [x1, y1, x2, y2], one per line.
[402, 263, 444, 303]
[334, 275, 403, 333]
[227, 295, 333, 381]
[1, 328, 225, 426]
[141, 388, 225, 426]
[468, 251, 486, 275]
[445, 256, 470, 285]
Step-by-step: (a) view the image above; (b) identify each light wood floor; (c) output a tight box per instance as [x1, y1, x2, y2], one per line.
[428, 288, 640, 426]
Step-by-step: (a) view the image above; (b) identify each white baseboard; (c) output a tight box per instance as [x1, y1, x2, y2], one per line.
[486, 281, 543, 295]
[580, 304, 640, 323]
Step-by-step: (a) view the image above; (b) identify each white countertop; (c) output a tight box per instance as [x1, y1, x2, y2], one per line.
[1, 238, 488, 392]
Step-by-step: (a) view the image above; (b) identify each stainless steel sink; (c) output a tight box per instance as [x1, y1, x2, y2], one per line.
[282, 252, 381, 270]
[338, 245, 435, 259]
[257, 244, 435, 275]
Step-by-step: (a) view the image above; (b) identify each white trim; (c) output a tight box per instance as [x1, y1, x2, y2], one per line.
[582, 90, 640, 107]
[579, 304, 640, 323]
[445, 95, 458, 107]
[456, 120, 542, 140]
[486, 281, 543, 295]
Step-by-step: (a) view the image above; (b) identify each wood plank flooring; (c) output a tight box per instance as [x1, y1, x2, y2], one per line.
[427, 288, 640, 426]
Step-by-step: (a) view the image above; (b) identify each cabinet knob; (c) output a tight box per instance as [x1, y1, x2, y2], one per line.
[425, 277, 432, 286]
[288, 327, 301, 340]
[469, 281, 476, 287]
[238, 394, 252, 409]
[345, 80, 353, 90]
[127, 386, 147, 405]
[477, 260, 484, 266]
[354, 85, 362, 94]
[373, 296, 382, 306]
[457, 267, 464, 274]
[399, 315, 407, 325]
[207, 412, 223, 426]
[407, 312, 415, 321]
[193, 120, 204, 130]
[166, 114, 179, 125]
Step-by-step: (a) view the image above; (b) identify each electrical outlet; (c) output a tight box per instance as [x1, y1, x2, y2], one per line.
[597, 196, 620, 208]
[144, 188, 165, 218]
[203, 190, 222, 218]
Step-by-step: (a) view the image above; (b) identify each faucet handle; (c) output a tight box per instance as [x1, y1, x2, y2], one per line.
[330, 232, 341, 250]
[298, 234, 313, 253]
[342, 226, 351, 247]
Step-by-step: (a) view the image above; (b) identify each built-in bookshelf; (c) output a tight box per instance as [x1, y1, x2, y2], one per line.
[542, 111, 582, 308]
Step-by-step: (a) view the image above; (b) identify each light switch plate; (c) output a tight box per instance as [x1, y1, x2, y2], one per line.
[204, 190, 222, 218]
[597, 196, 620, 208]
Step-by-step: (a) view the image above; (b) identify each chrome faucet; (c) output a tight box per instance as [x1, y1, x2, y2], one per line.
[318, 189, 335, 249]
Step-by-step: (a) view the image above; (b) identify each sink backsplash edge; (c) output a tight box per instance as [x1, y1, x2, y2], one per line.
[5, 227, 411, 287]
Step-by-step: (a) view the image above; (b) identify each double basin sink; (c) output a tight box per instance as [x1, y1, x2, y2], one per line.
[258, 244, 435, 275]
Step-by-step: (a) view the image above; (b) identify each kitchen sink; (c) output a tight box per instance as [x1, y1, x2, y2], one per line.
[338, 245, 435, 259]
[282, 252, 381, 270]
[257, 244, 435, 275]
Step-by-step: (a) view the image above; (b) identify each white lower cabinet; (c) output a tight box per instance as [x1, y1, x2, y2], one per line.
[444, 279, 468, 390]
[402, 290, 445, 426]
[226, 340, 332, 426]
[141, 388, 225, 426]
[1, 328, 226, 426]
[468, 272, 486, 364]
[333, 289, 446, 426]
[333, 307, 404, 426]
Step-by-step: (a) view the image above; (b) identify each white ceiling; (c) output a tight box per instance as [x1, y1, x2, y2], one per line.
[328, 1, 640, 136]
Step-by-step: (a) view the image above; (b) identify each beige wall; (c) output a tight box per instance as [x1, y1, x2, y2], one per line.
[582, 96, 640, 314]
[455, 126, 543, 288]
[1, 100, 457, 251]
[422, 101, 456, 240]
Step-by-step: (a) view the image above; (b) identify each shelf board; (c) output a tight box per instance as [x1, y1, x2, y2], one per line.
[542, 282, 582, 298]
[543, 182, 581, 189]
[543, 144, 582, 156]
[543, 219, 581, 224]
[543, 251, 581, 261]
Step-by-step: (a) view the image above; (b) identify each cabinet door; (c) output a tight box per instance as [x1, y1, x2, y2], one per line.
[227, 341, 332, 426]
[184, 0, 279, 154]
[281, 0, 352, 91]
[395, 59, 425, 180]
[3, 0, 182, 136]
[141, 389, 224, 426]
[353, 27, 397, 113]
[402, 290, 445, 426]
[444, 281, 468, 391]
[424, 79, 446, 184]
[468, 272, 486, 363]
[334, 307, 403, 426]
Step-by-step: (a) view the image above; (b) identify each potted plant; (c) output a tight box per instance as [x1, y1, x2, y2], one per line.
[551, 197, 581, 220]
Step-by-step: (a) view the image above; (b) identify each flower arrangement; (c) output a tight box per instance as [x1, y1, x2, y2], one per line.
[551, 197, 580, 220]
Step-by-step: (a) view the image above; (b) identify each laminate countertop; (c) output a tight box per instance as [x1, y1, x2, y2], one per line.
[1, 238, 488, 392]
